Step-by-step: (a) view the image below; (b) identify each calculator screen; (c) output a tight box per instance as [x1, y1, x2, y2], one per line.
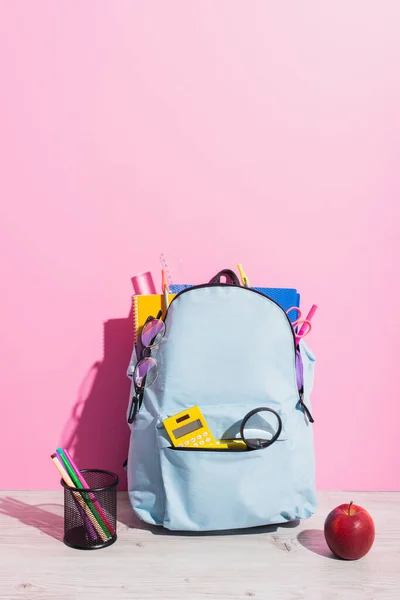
[172, 418, 203, 439]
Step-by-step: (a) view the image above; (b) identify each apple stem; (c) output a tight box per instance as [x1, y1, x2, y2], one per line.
[348, 501, 353, 515]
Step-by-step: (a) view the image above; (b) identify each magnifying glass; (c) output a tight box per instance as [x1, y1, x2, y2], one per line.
[239, 407, 282, 450]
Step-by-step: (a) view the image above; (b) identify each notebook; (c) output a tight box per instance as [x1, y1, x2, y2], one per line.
[133, 293, 177, 344]
[253, 288, 300, 316]
[169, 285, 300, 320]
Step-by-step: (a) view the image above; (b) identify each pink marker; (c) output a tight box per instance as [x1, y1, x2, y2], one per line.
[64, 449, 115, 536]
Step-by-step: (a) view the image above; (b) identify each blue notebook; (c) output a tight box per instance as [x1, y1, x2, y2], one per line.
[169, 285, 300, 321]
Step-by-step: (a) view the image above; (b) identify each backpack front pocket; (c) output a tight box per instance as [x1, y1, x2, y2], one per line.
[158, 439, 296, 531]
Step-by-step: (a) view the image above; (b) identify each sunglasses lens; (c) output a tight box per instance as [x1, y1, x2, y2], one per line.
[134, 357, 158, 388]
[142, 319, 165, 347]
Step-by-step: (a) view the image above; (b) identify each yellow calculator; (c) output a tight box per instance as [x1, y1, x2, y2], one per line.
[163, 406, 217, 448]
[163, 406, 248, 450]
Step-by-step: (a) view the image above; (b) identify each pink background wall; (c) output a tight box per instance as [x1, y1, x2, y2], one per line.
[1, 1, 399, 491]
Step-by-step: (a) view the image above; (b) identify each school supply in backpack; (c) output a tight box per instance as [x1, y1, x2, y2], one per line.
[237, 263, 250, 287]
[163, 406, 218, 448]
[132, 293, 177, 344]
[287, 304, 318, 346]
[169, 284, 300, 317]
[297, 304, 318, 340]
[161, 269, 170, 314]
[159, 253, 173, 288]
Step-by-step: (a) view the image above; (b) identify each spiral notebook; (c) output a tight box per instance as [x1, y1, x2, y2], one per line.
[132, 293, 177, 344]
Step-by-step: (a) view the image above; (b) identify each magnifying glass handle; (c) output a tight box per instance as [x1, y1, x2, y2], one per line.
[245, 438, 264, 449]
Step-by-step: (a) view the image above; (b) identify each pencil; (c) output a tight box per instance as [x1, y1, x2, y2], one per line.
[163, 287, 169, 313]
[51, 455, 108, 542]
[61, 466, 98, 541]
[162, 269, 169, 314]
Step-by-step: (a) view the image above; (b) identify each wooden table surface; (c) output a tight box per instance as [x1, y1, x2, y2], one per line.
[0, 490, 399, 600]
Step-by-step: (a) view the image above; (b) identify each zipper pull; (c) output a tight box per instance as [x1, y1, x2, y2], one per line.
[299, 392, 314, 423]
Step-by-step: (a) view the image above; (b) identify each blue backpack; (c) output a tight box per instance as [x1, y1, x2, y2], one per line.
[126, 269, 316, 531]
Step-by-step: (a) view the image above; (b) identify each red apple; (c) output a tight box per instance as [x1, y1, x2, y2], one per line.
[324, 501, 375, 560]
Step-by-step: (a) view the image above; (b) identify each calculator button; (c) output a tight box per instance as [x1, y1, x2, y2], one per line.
[178, 444, 183, 447]
[206, 438, 211, 442]
[199, 440, 205, 445]
[190, 438, 196, 443]
[197, 435, 202, 439]
[193, 443, 198, 447]
[184, 441, 189, 445]
[203, 432, 208, 436]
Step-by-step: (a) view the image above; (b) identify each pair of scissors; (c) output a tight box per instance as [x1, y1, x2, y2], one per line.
[286, 306, 314, 345]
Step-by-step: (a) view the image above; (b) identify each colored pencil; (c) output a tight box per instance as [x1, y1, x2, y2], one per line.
[162, 269, 169, 314]
[51, 455, 108, 542]
[53, 456, 97, 541]
[64, 448, 115, 536]
[56, 448, 110, 539]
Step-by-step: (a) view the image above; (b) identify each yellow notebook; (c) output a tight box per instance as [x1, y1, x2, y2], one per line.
[133, 293, 177, 344]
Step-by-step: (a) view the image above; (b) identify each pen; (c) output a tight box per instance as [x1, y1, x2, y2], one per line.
[237, 264, 250, 287]
[162, 269, 169, 314]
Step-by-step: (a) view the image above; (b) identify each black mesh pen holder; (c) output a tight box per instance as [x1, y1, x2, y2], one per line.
[61, 469, 119, 550]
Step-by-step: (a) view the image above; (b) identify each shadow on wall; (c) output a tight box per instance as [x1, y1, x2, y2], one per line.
[61, 312, 133, 490]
